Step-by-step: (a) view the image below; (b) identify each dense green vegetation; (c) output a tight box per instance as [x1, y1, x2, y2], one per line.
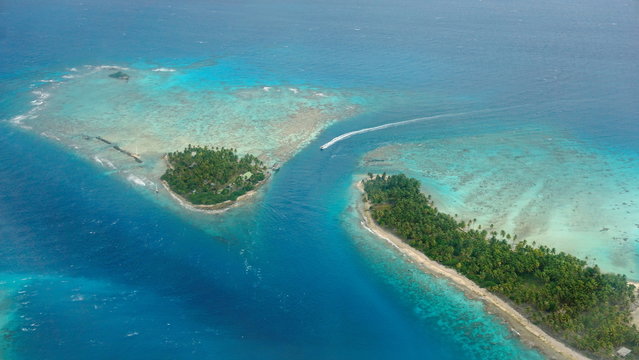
[162, 145, 267, 205]
[363, 173, 639, 357]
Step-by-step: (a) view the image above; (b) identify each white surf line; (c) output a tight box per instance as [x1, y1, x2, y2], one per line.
[320, 106, 520, 150]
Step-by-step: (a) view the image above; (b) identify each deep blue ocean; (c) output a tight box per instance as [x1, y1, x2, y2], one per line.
[1, 0, 638, 359]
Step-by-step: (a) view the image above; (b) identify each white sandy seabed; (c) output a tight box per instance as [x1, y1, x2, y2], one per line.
[10, 65, 365, 205]
[360, 129, 639, 278]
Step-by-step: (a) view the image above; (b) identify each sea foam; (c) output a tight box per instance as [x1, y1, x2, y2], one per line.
[127, 174, 147, 187]
[152, 68, 176, 72]
[30, 90, 50, 106]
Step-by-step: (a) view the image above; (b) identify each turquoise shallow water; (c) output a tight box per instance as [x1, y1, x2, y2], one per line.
[1, 0, 638, 358]
[360, 127, 639, 277]
[13, 62, 367, 198]
[0, 122, 546, 359]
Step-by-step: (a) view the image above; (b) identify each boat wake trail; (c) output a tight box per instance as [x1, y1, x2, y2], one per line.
[319, 106, 520, 150]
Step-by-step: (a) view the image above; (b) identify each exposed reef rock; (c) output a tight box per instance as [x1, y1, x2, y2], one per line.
[108, 71, 130, 81]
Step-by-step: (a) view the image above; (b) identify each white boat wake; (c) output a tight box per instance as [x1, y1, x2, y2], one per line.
[319, 106, 519, 150]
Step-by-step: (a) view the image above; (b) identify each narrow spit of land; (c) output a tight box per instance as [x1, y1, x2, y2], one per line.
[357, 174, 639, 360]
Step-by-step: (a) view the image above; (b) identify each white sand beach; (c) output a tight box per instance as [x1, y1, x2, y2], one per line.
[355, 179, 592, 360]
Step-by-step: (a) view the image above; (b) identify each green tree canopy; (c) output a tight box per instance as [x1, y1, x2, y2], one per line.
[363, 174, 638, 358]
[161, 145, 267, 205]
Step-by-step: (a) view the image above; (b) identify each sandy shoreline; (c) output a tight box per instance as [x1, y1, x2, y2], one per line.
[160, 178, 267, 214]
[355, 179, 591, 360]
[160, 155, 271, 214]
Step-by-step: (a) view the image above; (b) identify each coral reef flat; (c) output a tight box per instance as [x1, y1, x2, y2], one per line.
[18, 64, 363, 200]
[361, 129, 639, 277]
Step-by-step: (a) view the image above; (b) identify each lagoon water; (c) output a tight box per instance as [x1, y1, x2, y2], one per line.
[1, 0, 638, 358]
